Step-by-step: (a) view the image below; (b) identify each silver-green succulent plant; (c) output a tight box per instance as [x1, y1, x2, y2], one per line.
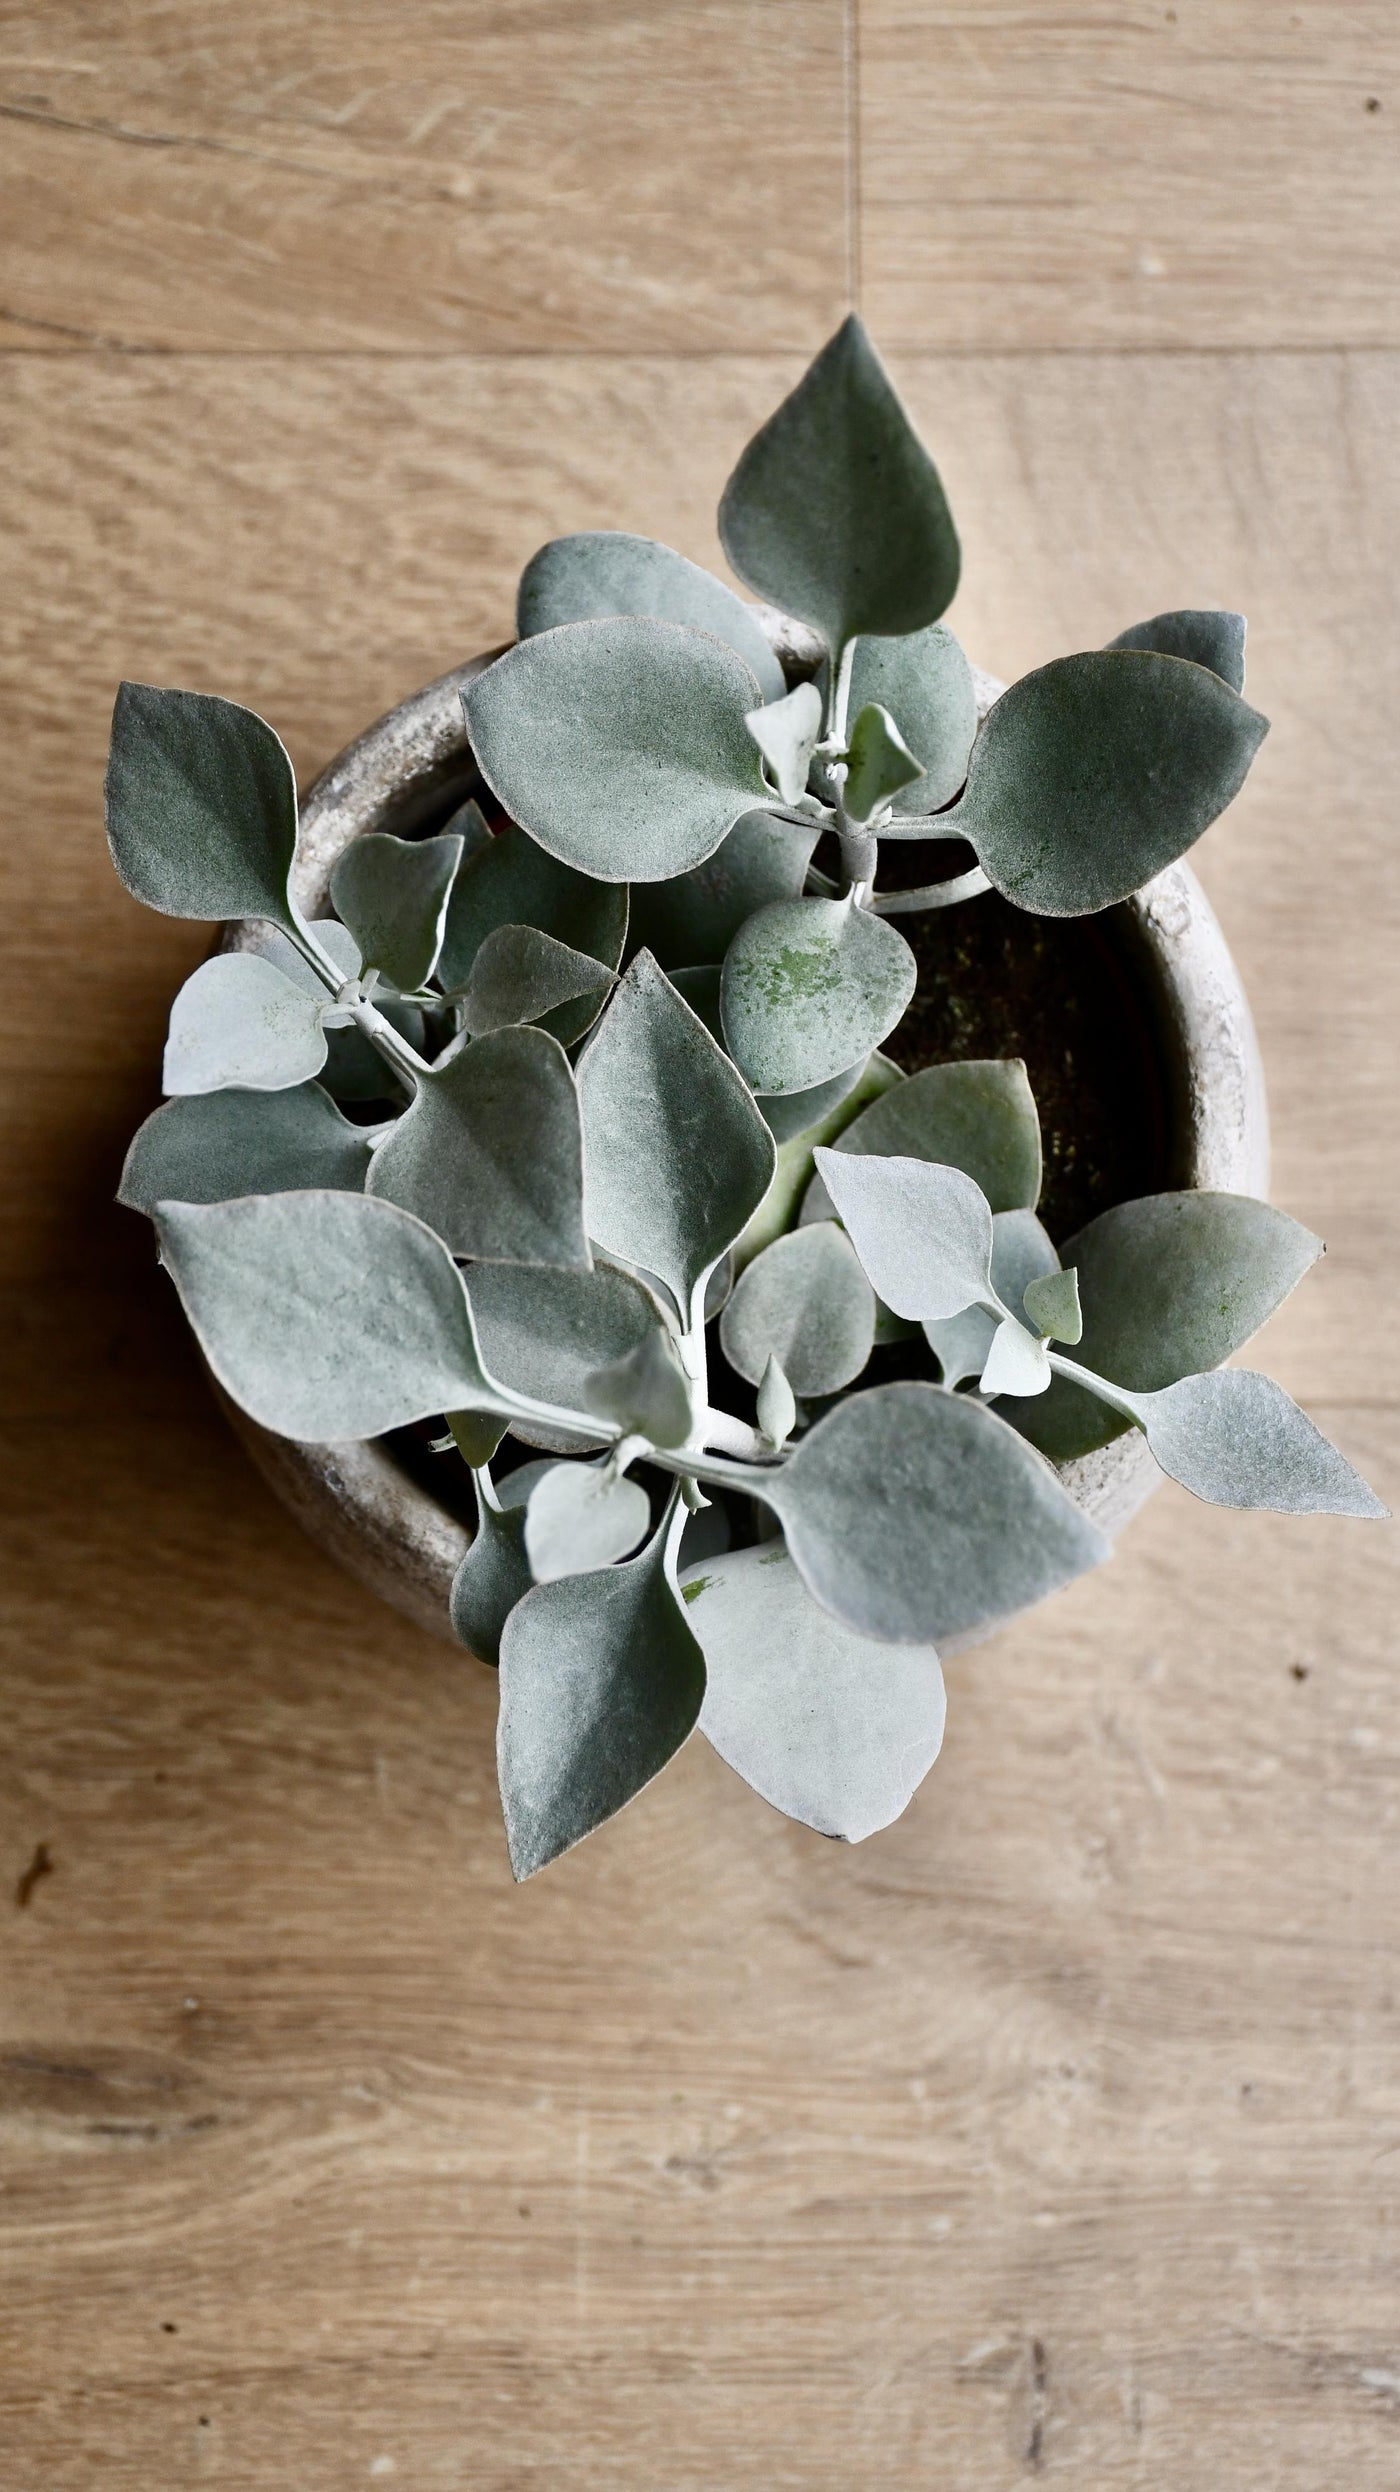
[109, 318, 1385, 1879]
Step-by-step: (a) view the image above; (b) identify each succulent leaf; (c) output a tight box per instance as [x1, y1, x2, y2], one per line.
[162, 952, 329, 1097]
[813, 1150, 995, 1323]
[719, 1223, 875, 1397]
[745, 681, 824, 806]
[717, 316, 960, 650]
[687, 1547, 946, 1840]
[120, 1081, 375, 1213]
[517, 529, 786, 701]
[367, 1025, 590, 1269]
[450, 1473, 532, 1665]
[1074, 1365, 1386, 1518]
[841, 702, 923, 824]
[721, 896, 916, 1095]
[460, 922, 616, 1039]
[978, 1315, 1051, 1398]
[106, 682, 300, 931]
[448, 1408, 510, 1468]
[466, 1260, 664, 1455]
[437, 822, 628, 1041]
[497, 1497, 705, 1878]
[1107, 608, 1246, 695]
[329, 830, 463, 991]
[524, 1460, 653, 1582]
[628, 809, 818, 971]
[844, 624, 978, 816]
[583, 1328, 693, 1449]
[803, 1057, 1041, 1221]
[1023, 1264, 1083, 1344]
[923, 1207, 1058, 1386]
[756, 1354, 797, 1450]
[463, 619, 768, 884]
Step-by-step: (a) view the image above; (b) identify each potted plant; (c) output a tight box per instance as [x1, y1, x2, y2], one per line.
[108, 319, 1384, 1878]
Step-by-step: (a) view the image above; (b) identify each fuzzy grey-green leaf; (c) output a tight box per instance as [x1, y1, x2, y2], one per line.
[461, 923, 615, 1039]
[466, 1260, 662, 1454]
[517, 530, 786, 701]
[329, 830, 463, 991]
[450, 1477, 532, 1665]
[746, 681, 823, 807]
[923, 1207, 1058, 1385]
[106, 683, 300, 929]
[979, 1315, 1051, 1398]
[942, 650, 1268, 916]
[841, 702, 922, 824]
[722, 897, 915, 1095]
[814, 1150, 994, 1323]
[120, 1082, 374, 1213]
[687, 1546, 945, 1841]
[464, 618, 767, 884]
[154, 1192, 512, 1441]
[756, 1354, 797, 1450]
[578, 953, 775, 1311]
[524, 1461, 653, 1582]
[437, 823, 628, 1035]
[719, 1223, 874, 1396]
[1024, 1264, 1082, 1344]
[497, 1503, 705, 1878]
[162, 953, 328, 1096]
[718, 316, 960, 651]
[761, 1382, 1109, 1644]
[367, 1024, 589, 1270]
[806, 1057, 1041, 1220]
[628, 810, 818, 972]
[845, 624, 977, 816]
[1107, 609, 1246, 695]
[1087, 1366, 1386, 1517]
[583, 1328, 693, 1450]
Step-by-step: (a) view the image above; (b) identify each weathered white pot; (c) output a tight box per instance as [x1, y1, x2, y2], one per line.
[222, 620, 1270, 1641]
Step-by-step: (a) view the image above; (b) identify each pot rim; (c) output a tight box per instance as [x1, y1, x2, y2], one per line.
[222, 619, 1270, 1640]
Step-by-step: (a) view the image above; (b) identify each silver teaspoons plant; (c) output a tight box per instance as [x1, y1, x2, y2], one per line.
[109, 317, 1385, 1879]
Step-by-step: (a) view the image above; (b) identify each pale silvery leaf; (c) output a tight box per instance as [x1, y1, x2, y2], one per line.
[628, 810, 818, 972]
[686, 1547, 945, 1841]
[756, 1353, 797, 1449]
[450, 1474, 531, 1665]
[578, 953, 775, 1311]
[162, 953, 328, 1097]
[717, 316, 960, 651]
[845, 624, 977, 816]
[516, 529, 786, 701]
[813, 1150, 994, 1322]
[448, 1408, 509, 1467]
[1024, 1265, 1082, 1344]
[106, 683, 299, 931]
[802, 1058, 1041, 1223]
[329, 830, 463, 991]
[367, 1025, 588, 1270]
[940, 651, 1268, 916]
[719, 1223, 874, 1396]
[1107, 609, 1246, 695]
[979, 1316, 1051, 1399]
[923, 1207, 1058, 1385]
[1012, 1192, 1324, 1463]
[497, 1498, 705, 1878]
[745, 681, 823, 807]
[1077, 1366, 1386, 1518]
[583, 1329, 693, 1450]
[759, 1382, 1109, 1644]
[721, 897, 916, 1095]
[119, 1082, 375, 1213]
[461, 923, 615, 1039]
[153, 1192, 514, 1440]
[438, 822, 628, 1046]
[841, 702, 922, 824]
[524, 1461, 653, 1582]
[758, 1057, 868, 1145]
[463, 619, 768, 883]
[466, 1260, 663, 1455]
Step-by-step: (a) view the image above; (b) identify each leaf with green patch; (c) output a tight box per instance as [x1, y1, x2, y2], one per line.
[120, 1081, 375, 1214]
[106, 682, 300, 930]
[844, 624, 977, 816]
[719, 1223, 874, 1397]
[517, 529, 786, 701]
[745, 681, 823, 807]
[460, 923, 615, 1040]
[628, 809, 818, 972]
[923, 1207, 1058, 1386]
[329, 830, 463, 991]
[1107, 609, 1246, 695]
[686, 1547, 945, 1841]
[450, 1472, 531, 1665]
[367, 1024, 588, 1269]
[465, 1260, 662, 1456]
[939, 651, 1268, 916]
[497, 1498, 705, 1877]
[153, 1191, 514, 1440]
[804, 1057, 1041, 1224]
[1065, 1364, 1386, 1517]
[757, 1382, 1109, 1644]
[524, 1460, 653, 1582]
[583, 1329, 693, 1450]
[578, 952, 775, 1312]
[813, 1150, 994, 1323]
[1011, 1192, 1324, 1463]
[756, 1354, 796, 1450]
[718, 315, 959, 651]
[1024, 1264, 1082, 1344]
[722, 897, 915, 1096]
[842, 702, 922, 824]
[438, 823, 628, 1041]
[464, 619, 768, 885]
[162, 952, 328, 1097]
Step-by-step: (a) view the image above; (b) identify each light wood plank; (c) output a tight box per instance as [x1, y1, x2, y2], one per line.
[0, 1409, 1395, 2486]
[0, 0, 847, 353]
[861, 2, 1400, 350]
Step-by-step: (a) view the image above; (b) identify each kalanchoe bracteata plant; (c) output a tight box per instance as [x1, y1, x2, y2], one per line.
[108, 318, 1385, 1878]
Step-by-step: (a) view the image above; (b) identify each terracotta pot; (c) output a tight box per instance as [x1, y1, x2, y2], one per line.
[221, 621, 1270, 1641]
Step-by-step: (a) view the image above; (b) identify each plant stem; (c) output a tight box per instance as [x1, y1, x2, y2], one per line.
[1045, 1348, 1145, 1427]
[868, 866, 992, 915]
[828, 638, 857, 745]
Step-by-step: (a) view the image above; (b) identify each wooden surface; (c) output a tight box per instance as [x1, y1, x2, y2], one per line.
[1, 7, 1397, 2484]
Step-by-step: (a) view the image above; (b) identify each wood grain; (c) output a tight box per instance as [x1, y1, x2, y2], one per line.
[862, 1, 1400, 350]
[0, 0, 848, 353]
